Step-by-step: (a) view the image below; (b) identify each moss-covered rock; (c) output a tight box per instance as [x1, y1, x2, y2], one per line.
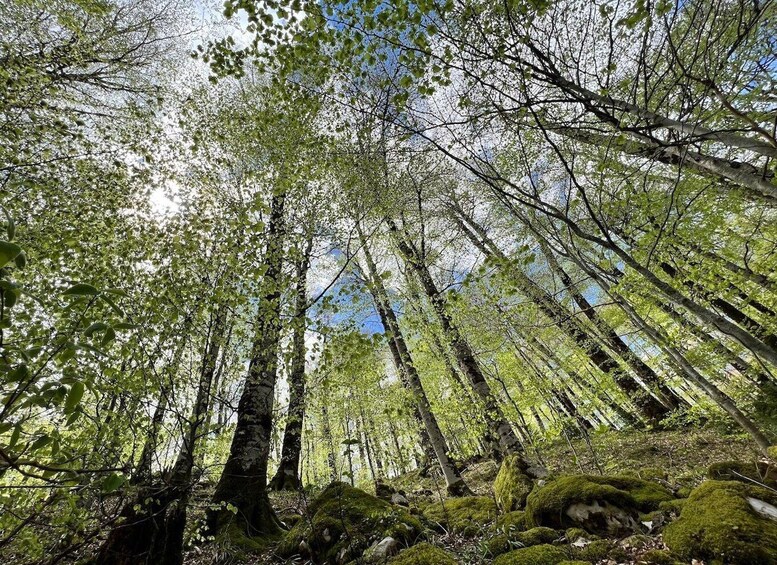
[493, 544, 569, 565]
[387, 542, 457, 565]
[663, 480, 777, 564]
[277, 482, 423, 563]
[574, 539, 627, 563]
[422, 496, 497, 536]
[278, 513, 302, 528]
[708, 460, 777, 489]
[514, 526, 558, 547]
[525, 474, 674, 535]
[494, 510, 527, 532]
[494, 455, 535, 511]
[484, 533, 513, 557]
[640, 549, 679, 565]
[564, 528, 589, 543]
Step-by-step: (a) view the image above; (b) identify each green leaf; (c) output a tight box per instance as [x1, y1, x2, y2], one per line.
[9, 424, 21, 449]
[84, 322, 108, 337]
[0, 241, 22, 268]
[63, 283, 99, 296]
[64, 381, 85, 411]
[3, 289, 18, 308]
[14, 251, 26, 269]
[30, 434, 52, 451]
[101, 326, 116, 346]
[103, 472, 126, 493]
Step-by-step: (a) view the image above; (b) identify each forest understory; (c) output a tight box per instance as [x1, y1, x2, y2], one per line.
[3, 0, 777, 564]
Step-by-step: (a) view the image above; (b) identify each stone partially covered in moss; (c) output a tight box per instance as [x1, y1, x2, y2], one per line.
[493, 544, 569, 565]
[422, 496, 497, 536]
[640, 549, 678, 565]
[494, 455, 535, 511]
[663, 480, 777, 565]
[484, 533, 512, 557]
[278, 513, 302, 528]
[515, 526, 558, 547]
[387, 542, 457, 565]
[564, 528, 589, 543]
[708, 460, 777, 489]
[494, 510, 527, 532]
[525, 475, 674, 535]
[277, 482, 423, 563]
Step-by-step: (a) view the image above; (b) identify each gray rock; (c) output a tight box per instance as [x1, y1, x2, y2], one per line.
[363, 536, 399, 562]
[391, 492, 409, 506]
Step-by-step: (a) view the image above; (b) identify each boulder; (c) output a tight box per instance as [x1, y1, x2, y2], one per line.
[663, 480, 777, 564]
[494, 454, 535, 511]
[422, 496, 497, 536]
[525, 474, 674, 536]
[277, 482, 423, 564]
[363, 537, 400, 562]
[391, 493, 410, 507]
[493, 544, 569, 565]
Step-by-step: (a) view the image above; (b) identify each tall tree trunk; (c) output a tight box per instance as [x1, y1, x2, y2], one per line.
[571, 251, 774, 452]
[356, 223, 470, 494]
[207, 191, 286, 538]
[95, 307, 226, 565]
[385, 218, 537, 470]
[538, 239, 687, 410]
[269, 232, 314, 491]
[449, 206, 672, 424]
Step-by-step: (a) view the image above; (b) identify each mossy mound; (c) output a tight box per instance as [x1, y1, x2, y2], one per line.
[663, 480, 777, 565]
[387, 542, 457, 565]
[277, 482, 423, 563]
[708, 460, 777, 489]
[573, 539, 627, 563]
[493, 543, 569, 565]
[494, 510, 527, 532]
[525, 474, 673, 535]
[422, 496, 497, 536]
[278, 513, 302, 528]
[514, 526, 558, 546]
[494, 454, 535, 511]
[564, 528, 589, 542]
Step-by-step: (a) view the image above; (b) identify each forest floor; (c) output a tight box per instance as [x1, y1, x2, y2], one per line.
[183, 426, 765, 565]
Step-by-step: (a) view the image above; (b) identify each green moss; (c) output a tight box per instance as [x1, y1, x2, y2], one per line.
[574, 539, 617, 562]
[494, 455, 535, 511]
[657, 498, 686, 517]
[484, 533, 512, 557]
[525, 474, 674, 532]
[278, 513, 302, 528]
[708, 460, 777, 489]
[422, 496, 497, 536]
[640, 549, 679, 565]
[493, 544, 569, 565]
[515, 526, 558, 547]
[663, 480, 777, 565]
[387, 542, 457, 565]
[494, 510, 527, 532]
[277, 482, 423, 563]
[557, 561, 590, 565]
[564, 528, 589, 543]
